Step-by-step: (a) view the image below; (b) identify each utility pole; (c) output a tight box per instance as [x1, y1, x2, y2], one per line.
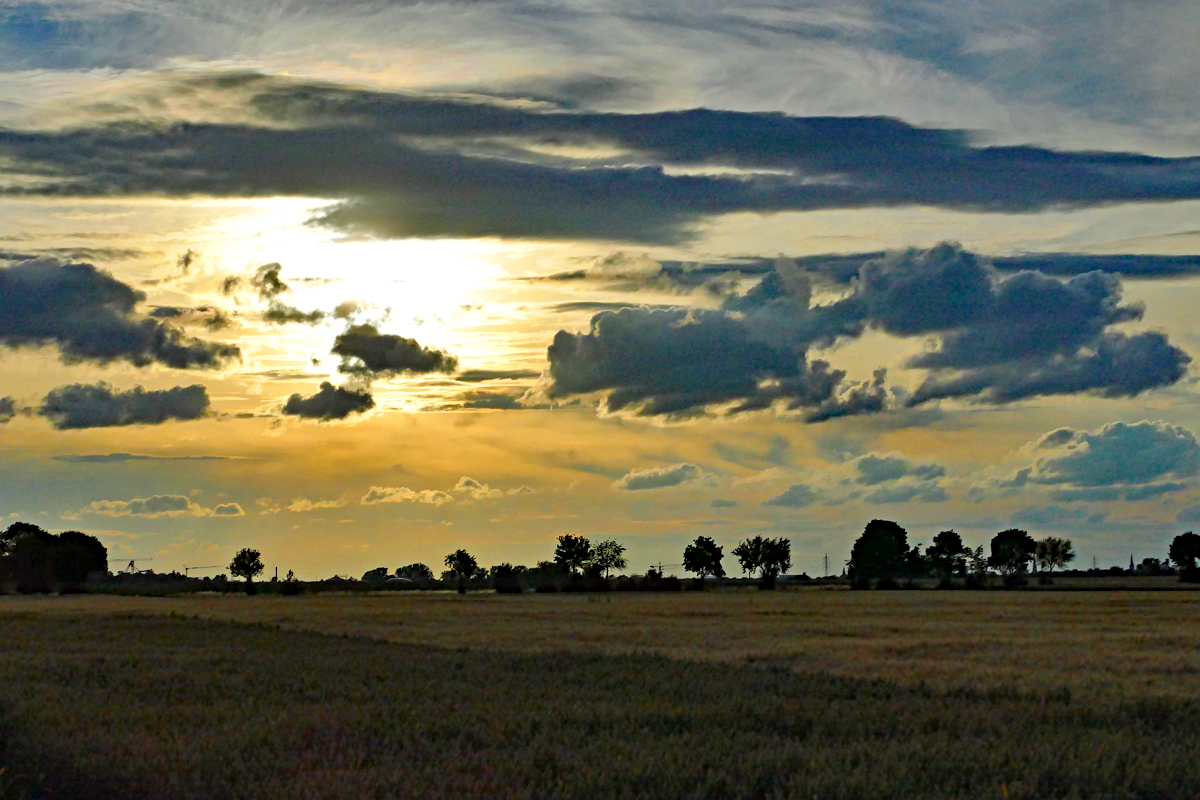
[824, 554, 828, 578]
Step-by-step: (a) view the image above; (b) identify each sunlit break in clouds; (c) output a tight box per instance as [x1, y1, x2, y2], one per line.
[2, 0, 1200, 577]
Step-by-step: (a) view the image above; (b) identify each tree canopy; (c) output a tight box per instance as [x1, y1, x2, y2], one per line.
[554, 534, 594, 575]
[847, 520, 910, 582]
[683, 536, 725, 580]
[1, 523, 108, 591]
[1169, 532, 1200, 570]
[926, 530, 969, 577]
[229, 548, 265, 582]
[989, 529, 1036, 575]
[732, 536, 790, 579]
[1034, 537, 1075, 573]
[590, 539, 628, 578]
[443, 549, 479, 579]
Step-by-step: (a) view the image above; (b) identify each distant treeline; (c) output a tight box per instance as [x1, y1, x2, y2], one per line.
[4, 521, 1200, 595]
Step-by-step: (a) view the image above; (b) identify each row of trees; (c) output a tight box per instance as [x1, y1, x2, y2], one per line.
[228, 525, 1200, 595]
[0, 522, 108, 592]
[846, 521, 1200, 586]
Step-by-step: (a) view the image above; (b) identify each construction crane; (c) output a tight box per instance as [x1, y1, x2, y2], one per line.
[122, 558, 153, 574]
[184, 564, 219, 577]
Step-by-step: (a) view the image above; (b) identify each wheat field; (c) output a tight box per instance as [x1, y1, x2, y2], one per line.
[6, 586, 1200, 700]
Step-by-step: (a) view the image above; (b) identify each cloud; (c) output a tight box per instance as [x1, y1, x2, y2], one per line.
[0, 396, 13, 423]
[546, 307, 847, 418]
[710, 498, 739, 508]
[360, 486, 454, 506]
[453, 476, 504, 500]
[992, 253, 1200, 280]
[0, 258, 239, 368]
[762, 484, 818, 508]
[455, 391, 525, 410]
[1030, 421, 1200, 487]
[854, 453, 946, 485]
[864, 484, 948, 504]
[1050, 483, 1188, 502]
[285, 497, 347, 512]
[39, 382, 209, 430]
[546, 243, 1189, 420]
[1176, 505, 1200, 524]
[857, 245, 1190, 405]
[4, 74, 1200, 243]
[250, 263, 289, 299]
[84, 495, 243, 519]
[1012, 505, 1108, 527]
[282, 381, 374, 420]
[263, 301, 326, 325]
[52, 453, 231, 463]
[332, 324, 458, 377]
[613, 462, 707, 491]
[456, 369, 542, 383]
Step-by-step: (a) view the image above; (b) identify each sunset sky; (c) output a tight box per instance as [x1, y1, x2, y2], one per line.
[2, 0, 1200, 578]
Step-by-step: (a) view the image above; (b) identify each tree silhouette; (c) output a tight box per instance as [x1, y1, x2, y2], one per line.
[229, 548, 265, 595]
[732, 536, 789, 586]
[554, 534, 594, 575]
[1169, 532, 1200, 570]
[444, 549, 479, 593]
[1034, 537, 1075, 574]
[1, 523, 107, 592]
[926, 530, 970, 578]
[988, 529, 1036, 575]
[396, 563, 434, 581]
[732, 536, 765, 577]
[683, 536, 725, 580]
[847, 520, 910, 584]
[590, 539, 627, 578]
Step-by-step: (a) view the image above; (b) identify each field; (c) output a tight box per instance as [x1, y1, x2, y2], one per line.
[3, 588, 1200, 798]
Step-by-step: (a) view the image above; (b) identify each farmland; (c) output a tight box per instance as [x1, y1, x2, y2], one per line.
[3, 588, 1200, 799]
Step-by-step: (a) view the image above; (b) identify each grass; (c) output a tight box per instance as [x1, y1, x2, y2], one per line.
[3, 613, 1200, 799]
[7, 588, 1200, 700]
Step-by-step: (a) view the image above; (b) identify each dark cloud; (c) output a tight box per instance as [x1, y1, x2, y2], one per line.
[84, 494, 243, 518]
[762, 484, 818, 508]
[332, 324, 458, 377]
[613, 463, 705, 491]
[0, 258, 239, 369]
[1012, 505, 1108, 527]
[52, 452, 232, 463]
[854, 453, 947, 485]
[0, 395, 14, 423]
[864, 484, 948, 504]
[39, 382, 210, 430]
[710, 498, 739, 508]
[711, 435, 791, 468]
[282, 381, 374, 420]
[1050, 483, 1188, 502]
[148, 306, 185, 318]
[250, 263, 289, 299]
[456, 368, 541, 383]
[455, 391, 524, 410]
[805, 368, 890, 423]
[3, 73, 1200, 242]
[839, 244, 1189, 405]
[1030, 421, 1200, 487]
[546, 243, 1190, 420]
[992, 253, 1200, 280]
[262, 301, 326, 325]
[546, 307, 846, 418]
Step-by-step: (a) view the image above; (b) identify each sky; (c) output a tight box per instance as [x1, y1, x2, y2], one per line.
[2, 0, 1200, 579]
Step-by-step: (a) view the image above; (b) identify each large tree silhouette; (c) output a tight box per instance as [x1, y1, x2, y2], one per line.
[229, 548, 265, 595]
